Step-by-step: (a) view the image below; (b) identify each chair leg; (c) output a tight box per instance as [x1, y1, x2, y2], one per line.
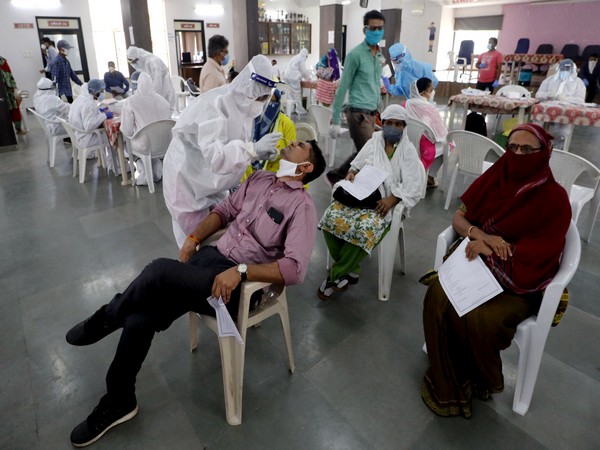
[582, 198, 599, 243]
[329, 138, 336, 168]
[218, 336, 245, 426]
[398, 225, 406, 275]
[444, 166, 459, 210]
[72, 147, 78, 178]
[277, 294, 295, 373]
[79, 150, 87, 183]
[142, 155, 155, 193]
[513, 326, 544, 416]
[188, 312, 199, 352]
[49, 137, 58, 167]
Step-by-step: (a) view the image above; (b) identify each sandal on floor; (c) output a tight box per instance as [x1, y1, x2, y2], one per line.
[318, 279, 336, 301]
[332, 273, 360, 292]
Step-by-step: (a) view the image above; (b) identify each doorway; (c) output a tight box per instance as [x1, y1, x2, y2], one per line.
[37, 17, 90, 81]
[174, 20, 207, 82]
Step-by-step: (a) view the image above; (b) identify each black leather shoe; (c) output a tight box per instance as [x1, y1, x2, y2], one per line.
[66, 305, 119, 346]
[70, 395, 138, 447]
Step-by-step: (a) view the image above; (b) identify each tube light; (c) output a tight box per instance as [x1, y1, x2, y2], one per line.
[11, 0, 61, 7]
[194, 3, 224, 17]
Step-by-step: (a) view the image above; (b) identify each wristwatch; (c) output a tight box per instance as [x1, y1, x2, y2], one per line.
[237, 263, 248, 282]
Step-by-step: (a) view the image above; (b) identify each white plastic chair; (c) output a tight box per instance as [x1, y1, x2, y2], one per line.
[432, 221, 581, 415]
[550, 149, 600, 242]
[294, 122, 317, 142]
[406, 117, 449, 196]
[17, 90, 30, 132]
[188, 281, 295, 425]
[27, 107, 68, 167]
[123, 119, 175, 194]
[58, 118, 107, 183]
[308, 104, 349, 167]
[171, 76, 191, 113]
[496, 85, 531, 99]
[444, 130, 505, 210]
[276, 83, 297, 117]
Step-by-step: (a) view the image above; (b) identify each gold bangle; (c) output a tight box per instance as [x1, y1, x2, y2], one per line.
[467, 226, 476, 239]
[187, 234, 201, 246]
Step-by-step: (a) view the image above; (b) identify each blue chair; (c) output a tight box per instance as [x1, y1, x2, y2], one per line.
[514, 38, 530, 54]
[453, 40, 475, 81]
[535, 44, 553, 54]
[560, 44, 580, 62]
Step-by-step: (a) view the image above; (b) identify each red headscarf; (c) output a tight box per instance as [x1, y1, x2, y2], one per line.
[460, 124, 571, 294]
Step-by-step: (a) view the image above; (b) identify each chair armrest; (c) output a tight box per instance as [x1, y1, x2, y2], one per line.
[434, 226, 458, 270]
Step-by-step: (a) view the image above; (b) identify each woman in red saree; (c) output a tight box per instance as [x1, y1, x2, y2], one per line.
[0, 56, 24, 134]
[422, 123, 571, 418]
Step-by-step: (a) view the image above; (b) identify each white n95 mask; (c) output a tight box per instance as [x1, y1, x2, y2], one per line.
[276, 160, 308, 178]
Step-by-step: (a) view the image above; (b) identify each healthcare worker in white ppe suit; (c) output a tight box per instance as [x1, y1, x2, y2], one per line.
[68, 79, 110, 156]
[127, 46, 176, 111]
[163, 54, 282, 248]
[33, 77, 70, 135]
[283, 48, 311, 114]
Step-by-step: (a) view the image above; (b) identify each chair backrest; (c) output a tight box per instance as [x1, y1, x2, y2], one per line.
[447, 130, 505, 175]
[127, 119, 176, 158]
[27, 107, 55, 138]
[560, 44, 579, 61]
[550, 149, 600, 196]
[447, 51, 456, 69]
[535, 44, 553, 55]
[295, 122, 317, 141]
[406, 117, 434, 149]
[514, 38, 530, 54]
[496, 85, 531, 99]
[171, 76, 186, 94]
[58, 118, 80, 146]
[457, 40, 474, 64]
[308, 105, 333, 135]
[581, 45, 600, 62]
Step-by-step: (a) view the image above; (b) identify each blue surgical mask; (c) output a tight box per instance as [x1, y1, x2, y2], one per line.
[383, 125, 403, 144]
[221, 54, 230, 66]
[487, 44, 493, 51]
[365, 29, 384, 46]
[97, 93, 105, 101]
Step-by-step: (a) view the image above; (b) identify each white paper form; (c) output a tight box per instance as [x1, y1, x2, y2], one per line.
[438, 238, 503, 317]
[206, 296, 244, 344]
[337, 165, 389, 200]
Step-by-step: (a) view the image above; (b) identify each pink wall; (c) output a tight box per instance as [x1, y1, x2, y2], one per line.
[497, 1, 600, 57]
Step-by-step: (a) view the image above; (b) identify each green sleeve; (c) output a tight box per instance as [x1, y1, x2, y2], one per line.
[332, 51, 358, 125]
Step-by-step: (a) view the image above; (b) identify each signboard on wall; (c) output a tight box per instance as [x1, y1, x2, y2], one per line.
[14, 23, 34, 29]
[174, 21, 202, 31]
[36, 18, 80, 29]
[207, 23, 220, 28]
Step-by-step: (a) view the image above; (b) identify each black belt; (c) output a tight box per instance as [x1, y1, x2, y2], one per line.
[347, 107, 377, 116]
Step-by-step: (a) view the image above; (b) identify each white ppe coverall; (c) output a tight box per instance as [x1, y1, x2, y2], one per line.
[33, 77, 70, 136]
[127, 46, 176, 110]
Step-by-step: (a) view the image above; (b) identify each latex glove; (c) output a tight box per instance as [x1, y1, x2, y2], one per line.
[104, 111, 114, 119]
[583, 78, 590, 87]
[381, 76, 392, 91]
[330, 124, 340, 139]
[479, 61, 486, 69]
[253, 132, 282, 161]
[491, 80, 499, 88]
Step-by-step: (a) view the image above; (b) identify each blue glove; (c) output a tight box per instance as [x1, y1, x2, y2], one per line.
[491, 80, 499, 88]
[479, 61, 486, 69]
[583, 79, 589, 87]
[104, 111, 114, 119]
[381, 76, 392, 91]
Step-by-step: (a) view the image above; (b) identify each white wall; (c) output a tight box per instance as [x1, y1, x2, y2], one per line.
[1, 0, 99, 108]
[342, 0, 382, 54]
[398, 1, 443, 67]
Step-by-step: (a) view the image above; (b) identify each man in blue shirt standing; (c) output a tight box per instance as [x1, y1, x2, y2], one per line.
[327, 10, 386, 186]
[51, 39, 83, 103]
[103, 61, 130, 98]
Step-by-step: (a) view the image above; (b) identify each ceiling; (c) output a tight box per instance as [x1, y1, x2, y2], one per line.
[292, 0, 597, 9]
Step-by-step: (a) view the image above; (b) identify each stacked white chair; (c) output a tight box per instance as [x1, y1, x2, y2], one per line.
[276, 83, 297, 117]
[550, 149, 600, 242]
[308, 104, 349, 167]
[444, 130, 505, 210]
[432, 221, 581, 415]
[123, 119, 176, 193]
[171, 75, 191, 113]
[294, 122, 317, 142]
[27, 107, 69, 167]
[58, 118, 108, 183]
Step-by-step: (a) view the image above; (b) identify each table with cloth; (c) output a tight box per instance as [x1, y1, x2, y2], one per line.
[103, 115, 130, 186]
[502, 53, 564, 84]
[530, 101, 600, 152]
[448, 93, 539, 129]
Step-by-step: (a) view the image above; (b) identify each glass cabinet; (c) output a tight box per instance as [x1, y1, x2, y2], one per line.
[258, 22, 311, 55]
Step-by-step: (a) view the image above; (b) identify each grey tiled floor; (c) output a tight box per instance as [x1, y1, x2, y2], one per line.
[1, 105, 599, 449]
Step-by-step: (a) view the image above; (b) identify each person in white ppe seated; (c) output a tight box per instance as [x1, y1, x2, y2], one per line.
[536, 58, 586, 147]
[282, 48, 312, 115]
[33, 77, 70, 136]
[163, 54, 283, 248]
[126, 46, 175, 111]
[68, 79, 111, 159]
[120, 72, 172, 186]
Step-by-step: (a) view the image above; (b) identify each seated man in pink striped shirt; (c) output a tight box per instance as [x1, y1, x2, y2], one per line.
[65, 139, 326, 448]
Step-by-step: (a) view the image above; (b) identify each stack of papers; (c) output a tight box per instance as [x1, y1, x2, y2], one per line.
[336, 165, 388, 200]
[206, 296, 244, 344]
[438, 238, 503, 317]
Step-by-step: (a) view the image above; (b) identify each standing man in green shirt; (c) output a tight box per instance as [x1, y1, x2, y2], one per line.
[327, 9, 386, 186]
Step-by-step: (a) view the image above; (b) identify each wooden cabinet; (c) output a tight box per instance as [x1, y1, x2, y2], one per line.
[258, 22, 311, 56]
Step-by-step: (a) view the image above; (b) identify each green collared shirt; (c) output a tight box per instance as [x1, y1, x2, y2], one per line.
[332, 40, 384, 125]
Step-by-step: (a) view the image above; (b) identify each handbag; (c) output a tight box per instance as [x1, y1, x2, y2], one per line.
[333, 186, 382, 209]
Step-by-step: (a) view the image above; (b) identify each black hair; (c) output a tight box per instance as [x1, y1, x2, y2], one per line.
[363, 10, 385, 26]
[416, 77, 432, 94]
[108, 61, 115, 67]
[489, 37, 498, 46]
[590, 53, 599, 59]
[41, 37, 52, 44]
[303, 139, 327, 184]
[208, 35, 229, 58]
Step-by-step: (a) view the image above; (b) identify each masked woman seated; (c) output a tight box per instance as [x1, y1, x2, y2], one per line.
[421, 124, 571, 418]
[317, 105, 426, 300]
[404, 77, 448, 188]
